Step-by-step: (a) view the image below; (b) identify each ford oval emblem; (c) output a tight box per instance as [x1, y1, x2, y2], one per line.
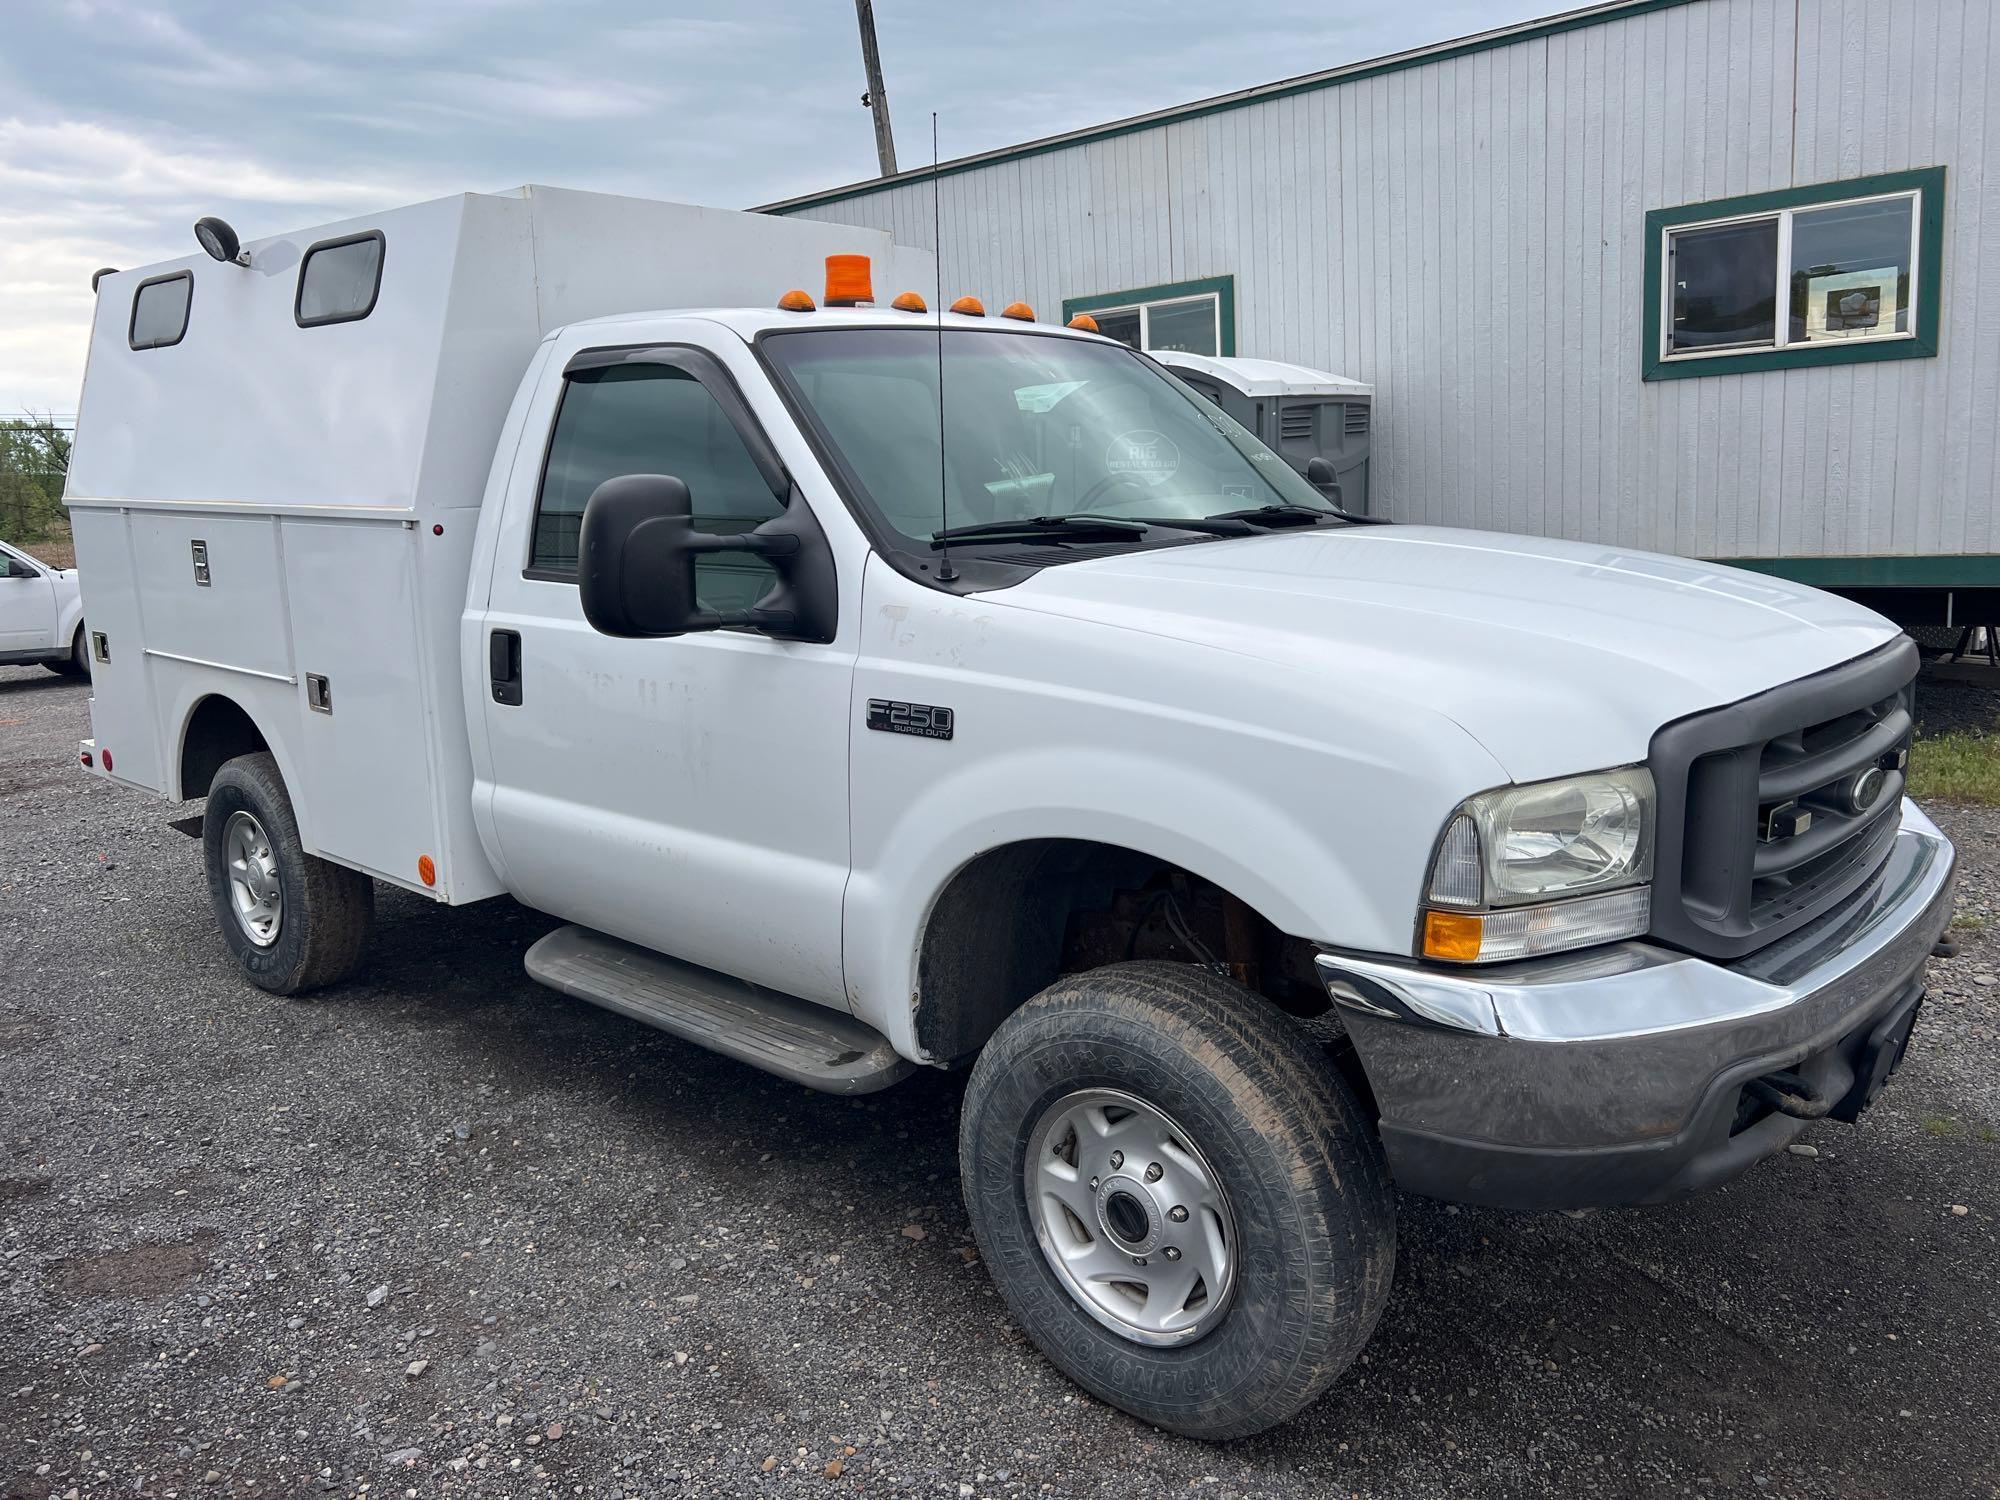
[1847, 766, 1886, 814]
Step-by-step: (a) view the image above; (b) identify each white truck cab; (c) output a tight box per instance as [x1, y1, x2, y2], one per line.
[0, 538, 87, 675]
[68, 187, 1954, 1440]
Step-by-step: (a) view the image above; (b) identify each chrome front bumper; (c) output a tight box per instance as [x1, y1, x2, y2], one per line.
[1316, 799, 1955, 1208]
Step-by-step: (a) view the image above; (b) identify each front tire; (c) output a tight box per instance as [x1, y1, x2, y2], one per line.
[202, 752, 373, 994]
[45, 625, 88, 677]
[959, 961, 1395, 1440]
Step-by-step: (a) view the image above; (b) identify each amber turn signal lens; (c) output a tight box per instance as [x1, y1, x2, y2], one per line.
[890, 291, 927, 313]
[1000, 301, 1034, 321]
[1067, 313, 1099, 333]
[949, 295, 985, 316]
[777, 289, 815, 312]
[824, 253, 873, 306]
[1421, 909, 1484, 962]
[417, 855, 437, 887]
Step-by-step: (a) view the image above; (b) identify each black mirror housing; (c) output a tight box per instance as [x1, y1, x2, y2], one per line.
[1305, 455, 1344, 508]
[577, 473, 837, 643]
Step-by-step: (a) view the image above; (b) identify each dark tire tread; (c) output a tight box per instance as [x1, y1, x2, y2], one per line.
[203, 752, 372, 994]
[959, 960, 1395, 1440]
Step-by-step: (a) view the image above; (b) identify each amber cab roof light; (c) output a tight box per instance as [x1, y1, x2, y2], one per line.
[949, 295, 985, 316]
[824, 254, 873, 307]
[890, 291, 927, 313]
[777, 289, 815, 312]
[1067, 313, 1100, 333]
[1001, 301, 1035, 322]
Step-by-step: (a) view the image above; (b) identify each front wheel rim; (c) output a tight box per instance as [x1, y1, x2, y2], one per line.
[223, 810, 283, 948]
[1023, 1087, 1239, 1347]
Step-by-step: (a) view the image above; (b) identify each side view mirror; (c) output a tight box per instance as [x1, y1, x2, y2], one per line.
[1305, 456, 1344, 507]
[577, 473, 837, 643]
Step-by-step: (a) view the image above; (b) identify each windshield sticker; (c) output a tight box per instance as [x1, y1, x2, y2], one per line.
[1222, 484, 1253, 502]
[1105, 430, 1181, 488]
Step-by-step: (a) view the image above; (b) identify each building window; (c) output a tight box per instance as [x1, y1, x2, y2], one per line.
[1062, 275, 1235, 358]
[296, 230, 385, 327]
[128, 271, 192, 350]
[1643, 167, 1944, 380]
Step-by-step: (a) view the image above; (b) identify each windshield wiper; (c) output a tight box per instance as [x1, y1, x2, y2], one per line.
[1203, 503, 1346, 528]
[1206, 503, 1388, 528]
[930, 514, 1151, 546]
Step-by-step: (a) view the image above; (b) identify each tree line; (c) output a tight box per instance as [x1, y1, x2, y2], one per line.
[0, 415, 73, 543]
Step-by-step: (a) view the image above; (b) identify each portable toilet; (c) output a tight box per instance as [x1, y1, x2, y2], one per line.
[1149, 351, 1374, 517]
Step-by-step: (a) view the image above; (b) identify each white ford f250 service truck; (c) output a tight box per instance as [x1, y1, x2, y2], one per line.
[69, 187, 1954, 1440]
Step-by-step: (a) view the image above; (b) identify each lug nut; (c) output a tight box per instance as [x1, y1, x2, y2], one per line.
[1089, 1177, 1099, 1190]
[1168, 1205, 1188, 1222]
[1108, 1150, 1124, 1170]
[1144, 1162, 1163, 1182]
[1133, 1256, 1147, 1267]
[1164, 1246, 1181, 1261]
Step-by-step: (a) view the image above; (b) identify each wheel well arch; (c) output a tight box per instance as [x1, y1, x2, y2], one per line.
[912, 838, 1332, 1066]
[178, 694, 271, 800]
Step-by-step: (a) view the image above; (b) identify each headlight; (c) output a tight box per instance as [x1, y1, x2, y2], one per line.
[1420, 767, 1654, 963]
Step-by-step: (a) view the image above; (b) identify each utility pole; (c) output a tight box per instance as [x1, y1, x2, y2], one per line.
[853, 0, 898, 178]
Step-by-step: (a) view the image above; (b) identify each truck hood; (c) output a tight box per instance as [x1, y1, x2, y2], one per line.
[993, 525, 1901, 781]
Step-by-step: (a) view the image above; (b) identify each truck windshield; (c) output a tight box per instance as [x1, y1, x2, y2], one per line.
[760, 328, 1340, 546]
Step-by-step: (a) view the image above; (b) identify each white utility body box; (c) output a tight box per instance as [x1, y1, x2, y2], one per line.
[67, 187, 932, 901]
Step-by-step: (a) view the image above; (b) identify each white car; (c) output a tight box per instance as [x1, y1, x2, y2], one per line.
[0, 539, 87, 676]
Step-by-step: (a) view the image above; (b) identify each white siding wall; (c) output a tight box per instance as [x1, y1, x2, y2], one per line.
[782, 0, 1997, 562]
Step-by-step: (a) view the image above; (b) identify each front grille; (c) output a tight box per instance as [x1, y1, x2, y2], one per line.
[1648, 638, 1918, 961]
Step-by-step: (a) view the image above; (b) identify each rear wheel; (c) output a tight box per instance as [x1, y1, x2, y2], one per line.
[959, 961, 1395, 1440]
[202, 752, 372, 994]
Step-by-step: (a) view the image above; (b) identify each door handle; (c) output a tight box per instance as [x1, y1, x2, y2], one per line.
[489, 628, 522, 705]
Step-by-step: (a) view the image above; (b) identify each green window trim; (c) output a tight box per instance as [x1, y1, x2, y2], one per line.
[1062, 276, 1236, 357]
[1719, 553, 2000, 592]
[1642, 167, 1945, 382]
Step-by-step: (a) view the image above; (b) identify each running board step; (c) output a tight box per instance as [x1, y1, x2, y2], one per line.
[524, 925, 914, 1095]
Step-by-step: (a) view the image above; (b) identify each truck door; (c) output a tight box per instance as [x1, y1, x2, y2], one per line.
[476, 347, 855, 1009]
[0, 546, 56, 652]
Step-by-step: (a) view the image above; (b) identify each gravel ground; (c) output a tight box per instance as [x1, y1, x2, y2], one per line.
[2, 664, 1996, 1500]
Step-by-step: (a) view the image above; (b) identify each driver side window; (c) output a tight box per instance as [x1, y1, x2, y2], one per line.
[530, 364, 781, 612]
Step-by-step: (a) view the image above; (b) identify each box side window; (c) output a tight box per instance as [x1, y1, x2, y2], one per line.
[129, 272, 192, 350]
[295, 231, 385, 327]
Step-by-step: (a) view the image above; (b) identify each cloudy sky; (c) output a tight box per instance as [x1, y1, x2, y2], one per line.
[2, 0, 1544, 416]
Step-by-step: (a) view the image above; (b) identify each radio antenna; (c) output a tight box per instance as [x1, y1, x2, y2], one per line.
[931, 111, 957, 583]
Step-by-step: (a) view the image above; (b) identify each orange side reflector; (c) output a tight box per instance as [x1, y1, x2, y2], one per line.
[1001, 301, 1034, 322]
[777, 289, 815, 312]
[1067, 313, 1100, 333]
[1422, 910, 1483, 962]
[949, 295, 985, 316]
[890, 291, 927, 313]
[417, 855, 437, 887]
[825, 254, 873, 306]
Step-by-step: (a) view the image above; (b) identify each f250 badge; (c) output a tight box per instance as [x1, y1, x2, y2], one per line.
[867, 699, 954, 741]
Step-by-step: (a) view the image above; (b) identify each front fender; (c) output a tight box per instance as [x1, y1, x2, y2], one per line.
[843, 562, 1509, 1055]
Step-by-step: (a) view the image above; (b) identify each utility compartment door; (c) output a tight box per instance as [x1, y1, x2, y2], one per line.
[282, 520, 443, 893]
[68, 506, 167, 793]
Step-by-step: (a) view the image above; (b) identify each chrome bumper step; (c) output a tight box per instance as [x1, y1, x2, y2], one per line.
[525, 925, 913, 1094]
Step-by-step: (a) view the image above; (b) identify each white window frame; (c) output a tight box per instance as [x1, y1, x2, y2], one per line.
[1658, 187, 1923, 366]
[1089, 293, 1223, 355]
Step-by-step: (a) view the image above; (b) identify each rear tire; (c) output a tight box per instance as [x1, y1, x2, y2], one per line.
[45, 625, 88, 677]
[958, 961, 1395, 1440]
[202, 752, 372, 994]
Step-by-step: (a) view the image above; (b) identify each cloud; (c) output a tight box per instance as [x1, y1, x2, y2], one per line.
[0, 0, 1548, 415]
